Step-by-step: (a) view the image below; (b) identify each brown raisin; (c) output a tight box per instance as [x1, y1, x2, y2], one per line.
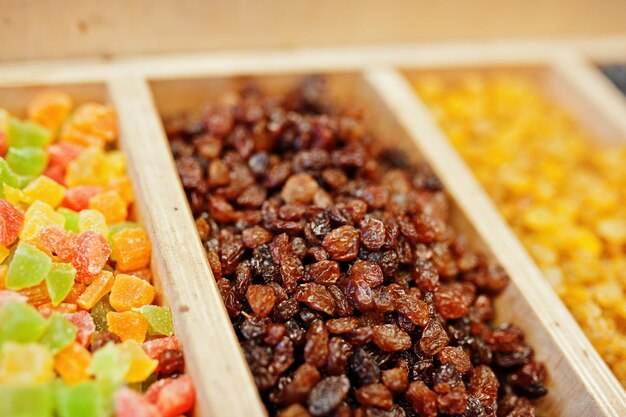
[381, 367, 408, 394]
[308, 375, 351, 417]
[304, 320, 329, 368]
[323, 226, 359, 261]
[246, 285, 277, 318]
[371, 324, 411, 352]
[355, 383, 393, 410]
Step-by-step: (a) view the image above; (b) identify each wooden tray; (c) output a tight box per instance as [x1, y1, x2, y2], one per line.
[1, 38, 626, 417]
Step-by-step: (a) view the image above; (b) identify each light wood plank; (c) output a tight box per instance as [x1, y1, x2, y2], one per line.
[0, 37, 626, 86]
[548, 51, 626, 143]
[2, 0, 626, 62]
[364, 67, 626, 416]
[107, 76, 267, 417]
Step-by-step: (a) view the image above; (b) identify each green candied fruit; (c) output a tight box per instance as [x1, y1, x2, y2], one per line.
[91, 295, 114, 332]
[57, 208, 80, 233]
[39, 312, 77, 355]
[55, 381, 100, 417]
[0, 158, 21, 188]
[132, 305, 174, 336]
[0, 302, 48, 344]
[6, 242, 52, 291]
[0, 383, 55, 417]
[6, 146, 48, 177]
[8, 117, 51, 148]
[45, 263, 76, 307]
[88, 342, 129, 415]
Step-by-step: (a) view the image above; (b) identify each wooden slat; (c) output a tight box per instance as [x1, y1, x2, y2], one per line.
[364, 67, 626, 416]
[0, 37, 626, 85]
[107, 76, 267, 417]
[3, 0, 626, 62]
[548, 51, 626, 142]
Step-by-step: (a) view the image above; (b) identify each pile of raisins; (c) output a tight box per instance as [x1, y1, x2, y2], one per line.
[167, 76, 547, 417]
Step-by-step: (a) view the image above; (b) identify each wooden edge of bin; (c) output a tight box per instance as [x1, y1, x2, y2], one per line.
[107, 76, 267, 417]
[363, 67, 626, 417]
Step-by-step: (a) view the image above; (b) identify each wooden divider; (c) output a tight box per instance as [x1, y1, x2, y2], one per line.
[107, 76, 267, 417]
[364, 67, 626, 416]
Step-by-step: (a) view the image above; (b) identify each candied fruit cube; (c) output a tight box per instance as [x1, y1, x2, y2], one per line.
[88, 190, 127, 224]
[6, 242, 52, 290]
[62, 310, 95, 348]
[76, 270, 114, 310]
[91, 294, 114, 331]
[107, 176, 134, 204]
[0, 383, 55, 417]
[78, 209, 108, 238]
[115, 386, 160, 417]
[20, 200, 65, 241]
[141, 336, 180, 361]
[60, 103, 117, 148]
[47, 142, 83, 170]
[64, 146, 108, 187]
[62, 185, 102, 212]
[0, 198, 24, 246]
[23, 176, 66, 208]
[71, 230, 110, 282]
[39, 311, 77, 354]
[0, 157, 21, 188]
[17, 281, 51, 307]
[57, 207, 80, 232]
[0, 341, 54, 385]
[145, 375, 195, 417]
[8, 117, 52, 148]
[117, 339, 158, 383]
[133, 305, 173, 336]
[89, 341, 130, 383]
[55, 380, 100, 417]
[107, 221, 140, 243]
[3, 183, 28, 206]
[0, 289, 27, 308]
[109, 273, 155, 312]
[107, 311, 148, 343]
[111, 227, 151, 272]
[6, 146, 48, 176]
[54, 341, 92, 385]
[27, 90, 73, 133]
[39, 225, 74, 261]
[0, 302, 48, 343]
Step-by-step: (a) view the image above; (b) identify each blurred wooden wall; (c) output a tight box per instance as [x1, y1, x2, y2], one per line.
[1, 0, 625, 62]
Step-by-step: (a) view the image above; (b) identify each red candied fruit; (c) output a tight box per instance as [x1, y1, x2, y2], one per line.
[144, 375, 196, 417]
[0, 199, 24, 246]
[71, 230, 111, 282]
[62, 185, 102, 211]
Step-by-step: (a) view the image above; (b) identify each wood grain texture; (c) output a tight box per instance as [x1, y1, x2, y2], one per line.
[107, 77, 267, 417]
[365, 68, 626, 415]
[2, 0, 626, 62]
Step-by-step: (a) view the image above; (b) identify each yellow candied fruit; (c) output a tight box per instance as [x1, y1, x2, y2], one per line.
[20, 200, 65, 241]
[64, 146, 110, 188]
[414, 74, 626, 387]
[117, 339, 158, 383]
[23, 175, 66, 208]
[0, 342, 54, 385]
[78, 209, 108, 238]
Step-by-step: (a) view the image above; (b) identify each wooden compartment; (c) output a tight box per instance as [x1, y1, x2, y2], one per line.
[373, 62, 626, 415]
[1, 38, 626, 416]
[145, 70, 621, 416]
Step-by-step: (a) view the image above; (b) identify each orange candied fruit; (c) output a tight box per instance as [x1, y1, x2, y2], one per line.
[107, 311, 148, 343]
[88, 189, 128, 224]
[111, 228, 151, 272]
[53, 342, 92, 385]
[76, 270, 115, 310]
[109, 273, 155, 312]
[60, 103, 118, 148]
[27, 90, 73, 133]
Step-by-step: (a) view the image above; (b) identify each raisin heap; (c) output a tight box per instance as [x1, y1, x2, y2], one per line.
[168, 77, 547, 417]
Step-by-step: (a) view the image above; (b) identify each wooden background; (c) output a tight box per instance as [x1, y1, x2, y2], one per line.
[2, 0, 626, 62]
